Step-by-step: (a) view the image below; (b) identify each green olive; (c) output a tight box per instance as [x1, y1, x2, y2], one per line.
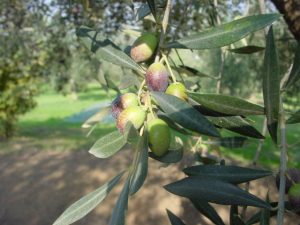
[148, 118, 171, 157]
[165, 82, 188, 101]
[117, 106, 146, 133]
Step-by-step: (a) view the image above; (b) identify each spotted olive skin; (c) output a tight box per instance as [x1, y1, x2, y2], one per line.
[165, 82, 188, 101]
[130, 33, 158, 63]
[288, 183, 300, 211]
[275, 168, 300, 194]
[111, 93, 139, 118]
[146, 62, 169, 92]
[148, 118, 171, 157]
[116, 106, 146, 133]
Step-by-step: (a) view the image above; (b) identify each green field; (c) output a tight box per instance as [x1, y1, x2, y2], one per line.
[1, 85, 300, 170]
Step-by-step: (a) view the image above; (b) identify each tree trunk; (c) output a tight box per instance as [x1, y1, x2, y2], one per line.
[271, 0, 300, 41]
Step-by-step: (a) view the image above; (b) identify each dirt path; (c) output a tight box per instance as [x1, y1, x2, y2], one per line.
[0, 149, 299, 225]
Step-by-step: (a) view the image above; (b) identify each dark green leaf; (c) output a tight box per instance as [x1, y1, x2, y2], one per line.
[129, 132, 148, 195]
[285, 44, 300, 89]
[287, 110, 300, 124]
[166, 14, 280, 49]
[53, 171, 125, 225]
[177, 65, 216, 79]
[108, 177, 130, 225]
[134, 3, 151, 21]
[189, 92, 264, 116]
[230, 205, 245, 225]
[124, 122, 140, 145]
[207, 116, 265, 139]
[89, 131, 126, 158]
[146, 0, 156, 19]
[260, 201, 270, 225]
[228, 46, 265, 54]
[245, 202, 278, 225]
[164, 177, 270, 208]
[157, 112, 191, 135]
[76, 26, 143, 73]
[183, 165, 272, 184]
[194, 153, 218, 165]
[194, 105, 234, 117]
[152, 92, 220, 137]
[149, 148, 183, 164]
[262, 26, 280, 143]
[191, 199, 225, 225]
[166, 210, 186, 225]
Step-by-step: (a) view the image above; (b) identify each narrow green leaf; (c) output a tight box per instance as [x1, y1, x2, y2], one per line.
[260, 201, 270, 225]
[245, 202, 278, 225]
[164, 177, 270, 209]
[149, 147, 183, 164]
[287, 110, 300, 124]
[76, 26, 143, 73]
[53, 171, 125, 225]
[228, 46, 265, 54]
[134, 3, 151, 21]
[230, 205, 245, 225]
[158, 112, 191, 135]
[207, 116, 265, 139]
[108, 177, 130, 225]
[285, 44, 300, 89]
[152, 92, 220, 137]
[262, 26, 280, 143]
[191, 199, 225, 225]
[166, 210, 186, 225]
[129, 132, 148, 195]
[177, 65, 216, 79]
[146, 0, 156, 19]
[189, 92, 264, 116]
[124, 122, 140, 145]
[82, 106, 111, 128]
[166, 14, 280, 49]
[183, 165, 272, 184]
[89, 131, 126, 158]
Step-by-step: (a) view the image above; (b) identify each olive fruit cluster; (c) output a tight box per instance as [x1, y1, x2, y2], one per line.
[111, 33, 189, 157]
[276, 168, 300, 213]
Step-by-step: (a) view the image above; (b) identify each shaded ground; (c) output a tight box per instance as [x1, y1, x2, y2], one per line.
[0, 148, 299, 225]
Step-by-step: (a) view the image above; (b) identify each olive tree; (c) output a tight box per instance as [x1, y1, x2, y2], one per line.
[52, 1, 300, 225]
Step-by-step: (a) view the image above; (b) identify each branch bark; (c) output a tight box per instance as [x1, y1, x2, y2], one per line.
[271, 0, 300, 41]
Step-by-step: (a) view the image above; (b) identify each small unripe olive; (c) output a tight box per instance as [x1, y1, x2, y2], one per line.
[130, 33, 158, 63]
[146, 62, 169, 92]
[117, 106, 146, 133]
[275, 168, 300, 194]
[165, 82, 188, 101]
[111, 93, 139, 118]
[288, 183, 300, 210]
[148, 118, 171, 157]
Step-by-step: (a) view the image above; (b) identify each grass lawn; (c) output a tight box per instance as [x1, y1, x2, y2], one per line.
[1, 84, 300, 170]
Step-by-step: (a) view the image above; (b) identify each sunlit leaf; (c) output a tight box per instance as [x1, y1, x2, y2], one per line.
[165, 177, 270, 208]
[77, 26, 143, 73]
[183, 165, 272, 184]
[89, 131, 126, 158]
[82, 106, 111, 128]
[53, 171, 125, 225]
[152, 92, 220, 137]
[262, 26, 280, 143]
[189, 92, 264, 116]
[166, 14, 280, 49]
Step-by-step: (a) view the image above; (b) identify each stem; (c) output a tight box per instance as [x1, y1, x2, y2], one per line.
[137, 79, 146, 106]
[155, 0, 172, 59]
[162, 53, 177, 82]
[175, 49, 185, 66]
[277, 95, 287, 225]
[147, 91, 155, 119]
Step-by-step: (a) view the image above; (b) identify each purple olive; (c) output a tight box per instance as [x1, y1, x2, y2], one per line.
[111, 93, 139, 118]
[146, 62, 169, 92]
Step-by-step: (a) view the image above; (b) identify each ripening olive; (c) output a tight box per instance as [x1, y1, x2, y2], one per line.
[148, 118, 171, 157]
[111, 93, 139, 118]
[130, 33, 158, 63]
[276, 168, 300, 194]
[288, 183, 300, 210]
[117, 106, 146, 133]
[165, 82, 188, 101]
[146, 62, 169, 92]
